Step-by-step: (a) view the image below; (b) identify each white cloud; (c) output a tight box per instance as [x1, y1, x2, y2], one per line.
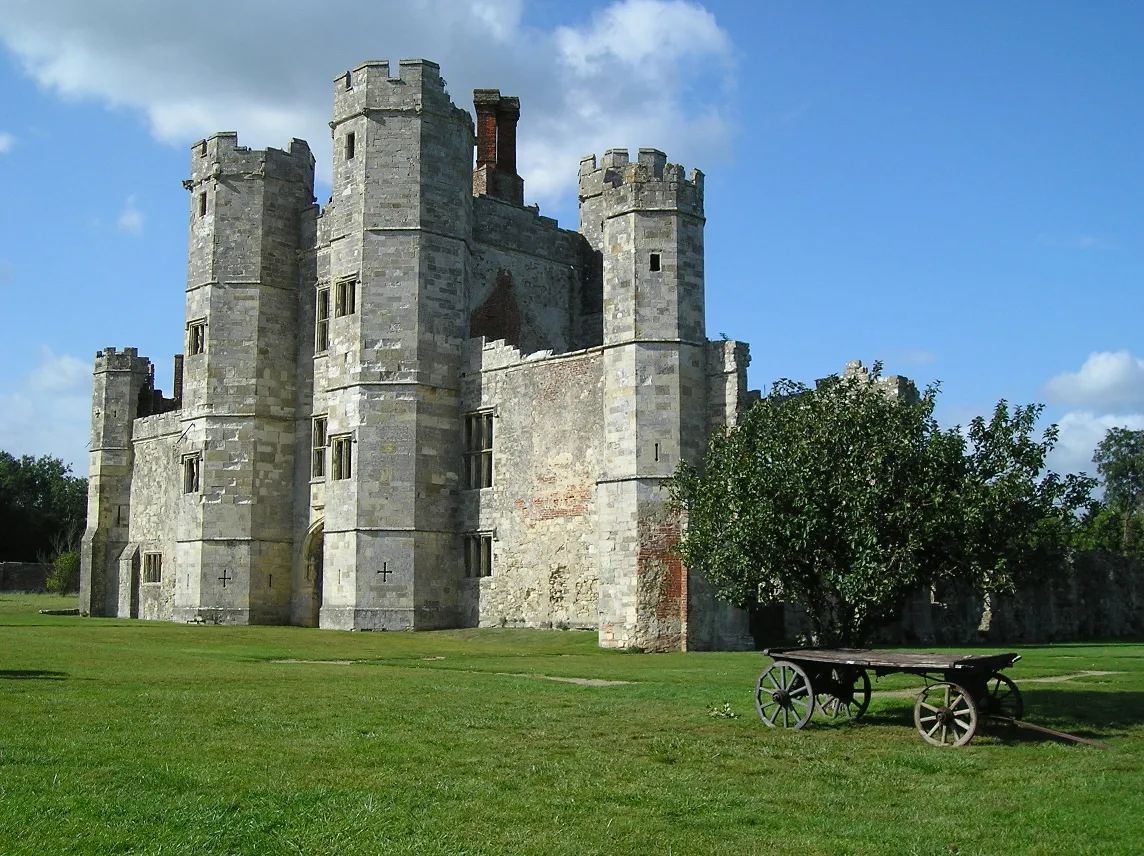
[1044, 351, 1144, 411]
[1036, 233, 1115, 251]
[116, 194, 144, 235]
[0, 346, 92, 475]
[901, 349, 936, 366]
[1046, 411, 1144, 479]
[0, 0, 735, 204]
[0, 131, 13, 153]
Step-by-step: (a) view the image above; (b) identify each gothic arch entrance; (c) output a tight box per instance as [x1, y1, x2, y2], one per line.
[304, 522, 324, 627]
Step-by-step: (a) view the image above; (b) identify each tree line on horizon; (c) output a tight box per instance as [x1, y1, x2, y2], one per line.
[0, 451, 87, 592]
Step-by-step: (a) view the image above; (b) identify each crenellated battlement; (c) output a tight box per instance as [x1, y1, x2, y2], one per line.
[186, 133, 314, 190]
[94, 347, 150, 374]
[331, 58, 461, 126]
[578, 148, 704, 219]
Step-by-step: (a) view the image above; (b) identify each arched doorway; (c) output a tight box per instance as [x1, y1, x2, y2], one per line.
[304, 522, 324, 627]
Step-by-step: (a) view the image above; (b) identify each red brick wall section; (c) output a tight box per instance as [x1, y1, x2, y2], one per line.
[469, 269, 521, 347]
[638, 519, 686, 624]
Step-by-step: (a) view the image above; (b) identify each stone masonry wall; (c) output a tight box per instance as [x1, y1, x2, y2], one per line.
[893, 551, 1144, 645]
[126, 411, 181, 620]
[470, 196, 590, 355]
[459, 338, 603, 628]
[0, 563, 49, 591]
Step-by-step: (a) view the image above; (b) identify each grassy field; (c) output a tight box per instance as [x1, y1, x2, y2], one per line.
[1, 594, 1141, 855]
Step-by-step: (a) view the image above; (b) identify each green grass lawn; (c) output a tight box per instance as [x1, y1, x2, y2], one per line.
[1, 594, 1141, 855]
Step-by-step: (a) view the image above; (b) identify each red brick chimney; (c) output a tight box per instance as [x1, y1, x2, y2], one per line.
[472, 89, 524, 206]
[496, 96, 520, 176]
[474, 89, 500, 170]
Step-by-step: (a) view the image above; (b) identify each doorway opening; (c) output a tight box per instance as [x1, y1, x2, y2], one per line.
[304, 523, 324, 627]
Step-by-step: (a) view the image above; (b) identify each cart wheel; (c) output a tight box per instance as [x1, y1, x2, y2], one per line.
[755, 661, 815, 730]
[817, 667, 872, 721]
[915, 682, 978, 747]
[981, 672, 1023, 721]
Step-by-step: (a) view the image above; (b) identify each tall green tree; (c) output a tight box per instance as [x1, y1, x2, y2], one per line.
[1092, 427, 1144, 553]
[669, 366, 1093, 646]
[0, 452, 87, 562]
[1071, 501, 1143, 563]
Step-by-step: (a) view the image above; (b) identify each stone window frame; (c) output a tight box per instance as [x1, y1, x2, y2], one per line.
[330, 433, 353, 481]
[649, 252, 661, 272]
[142, 552, 163, 585]
[182, 453, 201, 494]
[345, 131, 356, 160]
[311, 415, 327, 479]
[335, 277, 357, 318]
[463, 409, 495, 490]
[187, 318, 207, 356]
[315, 285, 331, 353]
[463, 531, 494, 578]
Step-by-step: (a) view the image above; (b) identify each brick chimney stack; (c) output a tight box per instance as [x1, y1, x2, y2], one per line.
[495, 96, 519, 176]
[173, 354, 184, 409]
[474, 89, 499, 170]
[472, 89, 524, 206]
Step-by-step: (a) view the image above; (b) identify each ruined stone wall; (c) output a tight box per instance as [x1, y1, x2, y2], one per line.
[893, 551, 1144, 645]
[126, 412, 181, 621]
[470, 197, 591, 355]
[0, 563, 48, 592]
[459, 338, 603, 628]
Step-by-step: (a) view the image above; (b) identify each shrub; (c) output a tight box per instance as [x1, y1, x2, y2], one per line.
[46, 550, 81, 594]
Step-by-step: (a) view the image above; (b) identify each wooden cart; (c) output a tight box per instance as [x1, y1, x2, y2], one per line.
[756, 647, 1023, 747]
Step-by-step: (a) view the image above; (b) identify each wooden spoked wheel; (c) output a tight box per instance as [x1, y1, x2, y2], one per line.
[914, 682, 978, 747]
[755, 661, 815, 730]
[981, 672, 1023, 721]
[816, 668, 872, 721]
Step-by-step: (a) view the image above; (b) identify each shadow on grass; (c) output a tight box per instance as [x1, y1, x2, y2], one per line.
[0, 669, 68, 680]
[1025, 689, 1144, 733]
[860, 689, 1144, 744]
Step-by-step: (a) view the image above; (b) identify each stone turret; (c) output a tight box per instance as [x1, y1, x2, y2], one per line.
[176, 132, 316, 624]
[314, 59, 475, 630]
[583, 148, 709, 651]
[80, 347, 152, 616]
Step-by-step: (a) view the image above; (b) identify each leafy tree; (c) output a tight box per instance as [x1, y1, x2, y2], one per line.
[957, 402, 1094, 592]
[1071, 502, 1143, 563]
[0, 452, 87, 562]
[669, 365, 1093, 646]
[1092, 427, 1144, 553]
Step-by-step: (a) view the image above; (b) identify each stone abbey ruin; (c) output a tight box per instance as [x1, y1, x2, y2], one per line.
[80, 58, 758, 651]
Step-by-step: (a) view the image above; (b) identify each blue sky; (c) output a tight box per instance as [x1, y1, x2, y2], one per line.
[0, 0, 1141, 479]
